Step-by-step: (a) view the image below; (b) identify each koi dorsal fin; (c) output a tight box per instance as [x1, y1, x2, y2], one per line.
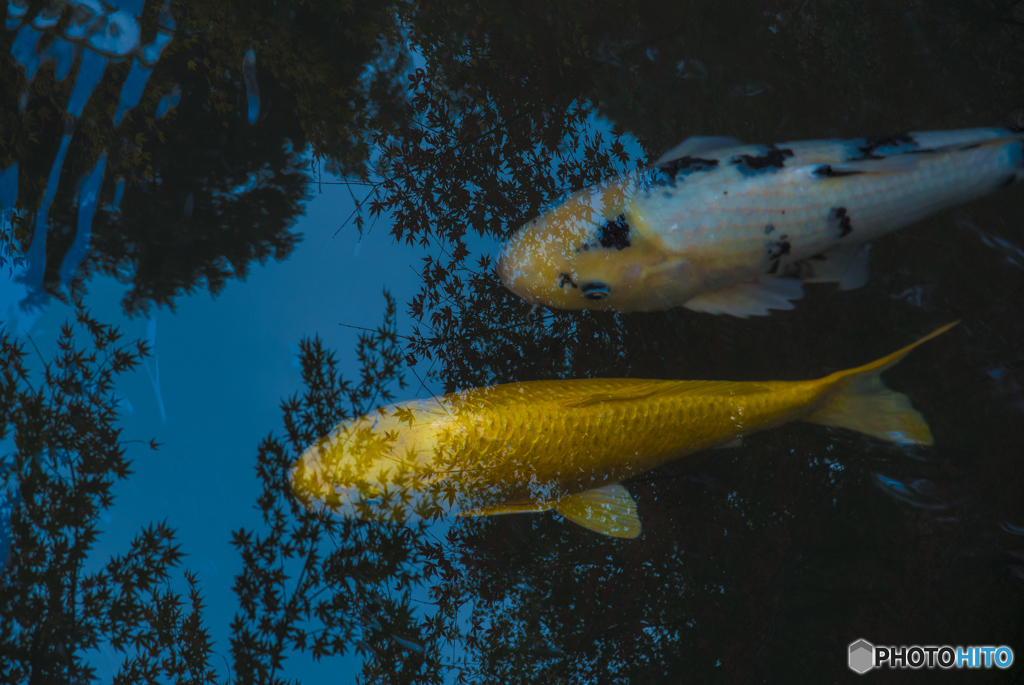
[555, 483, 641, 539]
[655, 136, 741, 166]
[560, 380, 773, 408]
[821, 133, 1024, 175]
[460, 501, 553, 517]
[558, 382, 665, 408]
[817, 156, 922, 175]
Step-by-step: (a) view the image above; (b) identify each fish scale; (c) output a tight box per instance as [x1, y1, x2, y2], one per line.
[291, 322, 954, 537]
[480, 379, 773, 482]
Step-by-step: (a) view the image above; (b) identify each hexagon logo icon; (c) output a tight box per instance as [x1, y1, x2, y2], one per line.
[848, 639, 875, 674]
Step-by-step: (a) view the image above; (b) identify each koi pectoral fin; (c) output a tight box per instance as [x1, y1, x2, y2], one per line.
[555, 483, 641, 539]
[683, 277, 804, 317]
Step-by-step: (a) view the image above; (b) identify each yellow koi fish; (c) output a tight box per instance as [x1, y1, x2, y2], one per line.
[291, 323, 955, 538]
[498, 129, 1023, 315]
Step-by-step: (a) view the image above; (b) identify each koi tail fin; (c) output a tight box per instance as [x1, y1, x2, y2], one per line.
[804, 322, 959, 445]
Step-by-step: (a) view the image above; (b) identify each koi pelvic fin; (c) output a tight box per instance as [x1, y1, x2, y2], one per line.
[463, 483, 642, 539]
[804, 322, 959, 445]
[555, 483, 641, 539]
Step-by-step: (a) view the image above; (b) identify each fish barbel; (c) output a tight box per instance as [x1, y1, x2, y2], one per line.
[497, 128, 1024, 315]
[291, 323, 956, 538]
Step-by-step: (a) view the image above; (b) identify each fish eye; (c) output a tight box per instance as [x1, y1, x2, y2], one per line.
[581, 282, 610, 301]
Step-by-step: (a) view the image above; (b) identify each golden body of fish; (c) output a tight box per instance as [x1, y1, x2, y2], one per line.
[291, 323, 955, 538]
[497, 128, 1023, 316]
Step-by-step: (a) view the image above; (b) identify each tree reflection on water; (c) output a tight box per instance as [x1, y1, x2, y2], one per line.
[3, 0, 1024, 683]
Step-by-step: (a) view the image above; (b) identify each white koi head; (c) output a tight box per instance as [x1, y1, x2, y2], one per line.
[497, 178, 704, 312]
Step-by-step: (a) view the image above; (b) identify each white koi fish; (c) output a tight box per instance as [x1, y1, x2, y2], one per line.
[497, 128, 1024, 316]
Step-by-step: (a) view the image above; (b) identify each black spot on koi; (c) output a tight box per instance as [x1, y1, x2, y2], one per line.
[829, 207, 853, 237]
[599, 214, 631, 250]
[852, 132, 917, 160]
[764, 223, 775, 235]
[733, 144, 794, 171]
[558, 273, 578, 288]
[576, 215, 632, 254]
[813, 165, 864, 178]
[766, 235, 792, 274]
[657, 156, 719, 183]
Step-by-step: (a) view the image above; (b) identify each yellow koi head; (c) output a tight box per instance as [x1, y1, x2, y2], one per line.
[291, 395, 568, 524]
[497, 179, 704, 312]
[290, 402, 452, 524]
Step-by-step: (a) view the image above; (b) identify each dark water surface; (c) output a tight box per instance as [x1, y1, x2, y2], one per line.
[2, 1, 1023, 683]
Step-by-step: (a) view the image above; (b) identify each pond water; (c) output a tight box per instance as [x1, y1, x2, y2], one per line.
[2, 1, 1023, 683]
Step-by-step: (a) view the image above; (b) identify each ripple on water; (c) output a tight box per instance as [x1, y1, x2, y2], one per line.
[871, 473, 965, 510]
[1001, 521, 1024, 536]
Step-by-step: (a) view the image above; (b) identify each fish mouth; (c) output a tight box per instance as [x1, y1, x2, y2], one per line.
[497, 234, 622, 311]
[290, 451, 328, 506]
[499, 181, 638, 309]
[289, 452, 435, 523]
[290, 469, 392, 521]
[497, 221, 590, 309]
[495, 244, 532, 302]
[289, 450, 378, 518]
[496, 243, 559, 306]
